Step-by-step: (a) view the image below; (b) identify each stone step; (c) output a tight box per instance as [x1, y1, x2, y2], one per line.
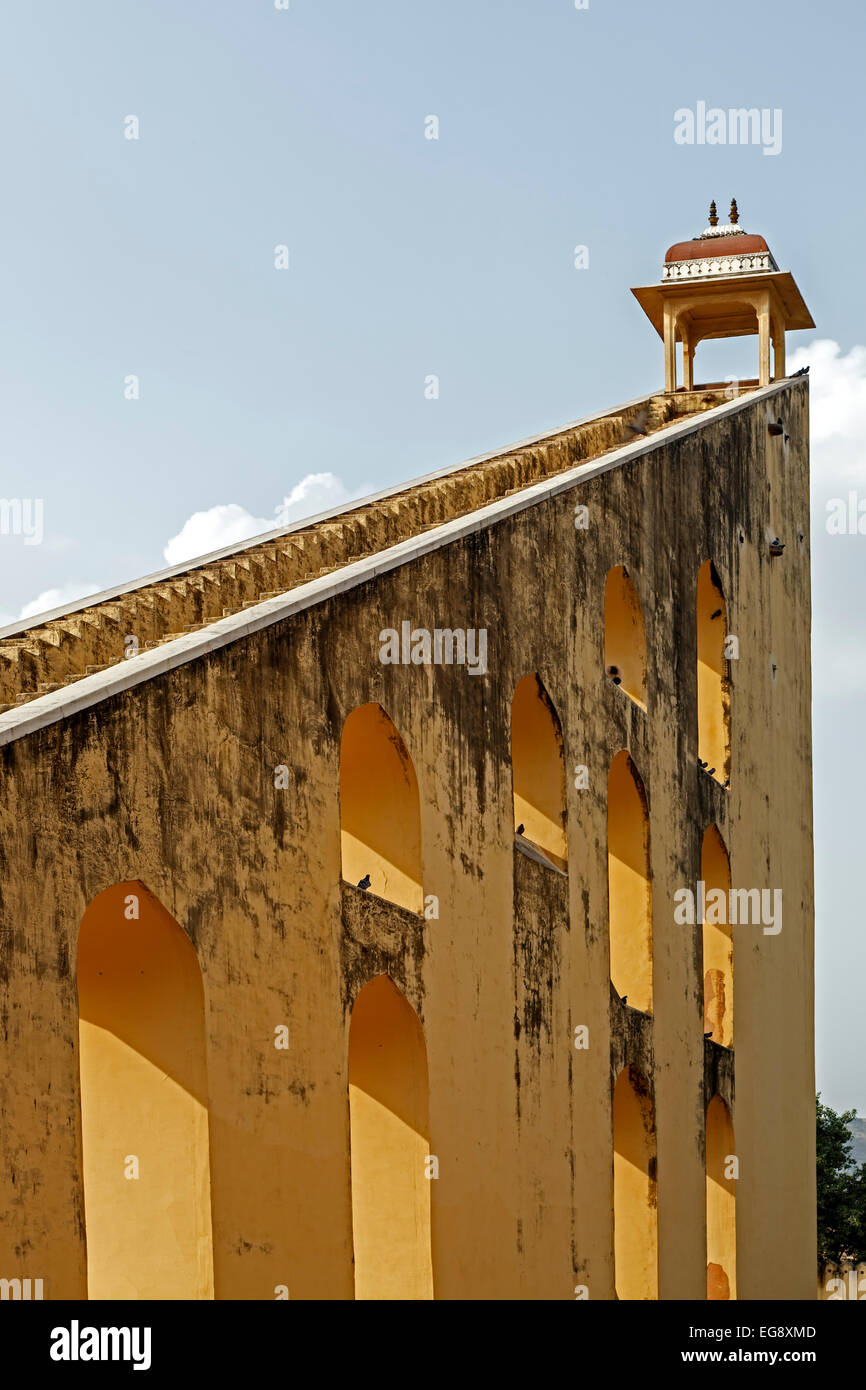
[0, 389, 715, 711]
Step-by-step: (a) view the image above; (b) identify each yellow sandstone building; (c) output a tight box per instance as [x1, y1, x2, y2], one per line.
[0, 205, 815, 1300]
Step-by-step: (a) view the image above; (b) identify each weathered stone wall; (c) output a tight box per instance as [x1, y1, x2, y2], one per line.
[0, 379, 814, 1299]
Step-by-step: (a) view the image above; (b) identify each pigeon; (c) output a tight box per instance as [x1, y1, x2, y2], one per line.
[516, 823, 525, 836]
[707, 768, 716, 777]
[710, 608, 722, 620]
[621, 995, 628, 1006]
[769, 537, 785, 557]
[612, 676, 622, 686]
[357, 873, 371, 890]
[704, 1030, 713, 1039]
[624, 405, 650, 438]
[792, 364, 809, 377]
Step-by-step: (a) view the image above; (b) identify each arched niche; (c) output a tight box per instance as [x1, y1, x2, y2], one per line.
[706, 1094, 737, 1300]
[511, 673, 568, 871]
[697, 560, 731, 785]
[604, 566, 647, 709]
[702, 824, 733, 1047]
[77, 881, 214, 1300]
[348, 975, 433, 1300]
[608, 751, 653, 1013]
[613, 1064, 658, 1300]
[340, 703, 423, 913]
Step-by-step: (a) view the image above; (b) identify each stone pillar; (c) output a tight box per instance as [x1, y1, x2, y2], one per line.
[756, 293, 771, 386]
[681, 323, 694, 391]
[663, 302, 677, 392]
[772, 318, 786, 380]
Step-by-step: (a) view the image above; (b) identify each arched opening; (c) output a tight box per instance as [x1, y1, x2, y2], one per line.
[697, 561, 731, 784]
[706, 1094, 737, 1300]
[680, 300, 760, 391]
[511, 673, 568, 871]
[340, 702, 423, 913]
[348, 975, 433, 1300]
[604, 566, 647, 709]
[77, 881, 214, 1300]
[702, 825, 733, 1047]
[613, 1065, 658, 1300]
[608, 751, 653, 1012]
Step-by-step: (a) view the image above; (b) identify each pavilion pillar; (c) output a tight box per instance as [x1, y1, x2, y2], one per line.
[681, 322, 695, 391]
[772, 316, 786, 381]
[663, 302, 677, 392]
[756, 292, 771, 386]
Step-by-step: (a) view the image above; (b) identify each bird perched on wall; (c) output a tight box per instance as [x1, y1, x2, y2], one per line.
[623, 405, 650, 438]
[792, 364, 809, 377]
[620, 994, 628, 1006]
[357, 873, 371, 890]
[707, 768, 716, 777]
[704, 1030, 713, 1039]
[516, 823, 525, 836]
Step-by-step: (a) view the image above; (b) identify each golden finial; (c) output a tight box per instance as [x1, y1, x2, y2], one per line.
[730, 198, 739, 225]
[708, 200, 718, 226]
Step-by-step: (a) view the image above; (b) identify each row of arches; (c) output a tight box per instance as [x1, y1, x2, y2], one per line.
[338, 558, 732, 914]
[613, 1067, 737, 1300]
[605, 559, 732, 786]
[76, 896, 735, 1299]
[341, 688, 733, 1044]
[76, 887, 433, 1302]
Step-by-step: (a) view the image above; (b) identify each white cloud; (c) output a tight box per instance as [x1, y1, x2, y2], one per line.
[3, 473, 373, 629]
[0, 580, 102, 631]
[163, 473, 370, 566]
[813, 636, 866, 699]
[18, 582, 102, 621]
[163, 503, 270, 566]
[791, 338, 866, 483]
[801, 338, 866, 701]
[274, 471, 365, 526]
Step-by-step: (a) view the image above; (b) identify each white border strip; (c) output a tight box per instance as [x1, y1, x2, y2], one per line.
[0, 377, 798, 748]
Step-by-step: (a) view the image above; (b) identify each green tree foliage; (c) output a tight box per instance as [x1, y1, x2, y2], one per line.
[816, 1094, 866, 1265]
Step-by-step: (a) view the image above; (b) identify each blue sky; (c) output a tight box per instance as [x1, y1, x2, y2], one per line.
[1, 1, 864, 1111]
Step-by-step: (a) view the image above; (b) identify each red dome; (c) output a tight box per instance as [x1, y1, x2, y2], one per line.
[665, 233, 770, 263]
